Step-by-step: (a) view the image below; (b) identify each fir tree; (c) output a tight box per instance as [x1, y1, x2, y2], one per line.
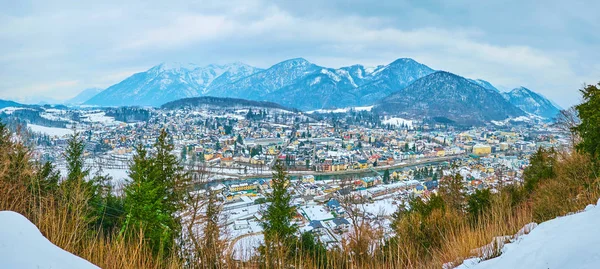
[574, 82, 600, 163]
[438, 174, 466, 213]
[123, 129, 190, 256]
[466, 188, 492, 223]
[260, 161, 298, 266]
[523, 147, 556, 193]
[64, 132, 89, 185]
[123, 144, 172, 255]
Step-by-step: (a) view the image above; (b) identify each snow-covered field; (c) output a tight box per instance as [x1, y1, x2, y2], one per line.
[28, 124, 74, 137]
[232, 234, 263, 261]
[81, 111, 121, 125]
[0, 211, 98, 269]
[361, 198, 398, 217]
[0, 107, 26, 114]
[382, 117, 413, 128]
[306, 106, 373, 114]
[300, 204, 334, 221]
[456, 199, 600, 269]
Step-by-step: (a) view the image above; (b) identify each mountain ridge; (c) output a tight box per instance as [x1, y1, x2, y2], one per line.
[502, 87, 561, 119]
[83, 58, 436, 109]
[375, 71, 526, 125]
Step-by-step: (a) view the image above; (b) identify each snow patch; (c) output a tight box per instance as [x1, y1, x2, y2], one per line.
[382, 117, 413, 128]
[0, 211, 99, 269]
[455, 203, 600, 269]
[306, 106, 374, 114]
[28, 124, 74, 137]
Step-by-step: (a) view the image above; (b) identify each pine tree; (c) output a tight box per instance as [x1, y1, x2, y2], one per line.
[260, 161, 298, 266]
[523, 147, 556, 193]
[574, 82, 600, 163]
[64, 132, 89, 185]
[123, 144, 172, 255]
[438, 174, 466, 213]
[32, 161, 61, 196]
[466, 188, 492, 223]
[123, 130, 190, 256]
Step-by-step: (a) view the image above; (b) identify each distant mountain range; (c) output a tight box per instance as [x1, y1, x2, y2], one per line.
[56, 57, 560, 124]
[83, 58, 436, 109]
[85, 62, 262, 107]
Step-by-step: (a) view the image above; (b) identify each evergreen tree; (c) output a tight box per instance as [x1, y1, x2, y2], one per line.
[523, 147, 556, 193]
[123, 144, 172, 255]
[383, 169, 391, 184]
[90, 172, 124, 235]
[64, 132, 89, 185]
[573, 82, 600, 163]
[32, 161, 61, 196]
[466, 188, 492, 223]
[152, 129, 190, 231]
[299, 231, 328, 268]
[123, 129, 190, 256]
[438, 174, 465, 212]
[260, 161, 298, 266]
[181, 146, 187, 161]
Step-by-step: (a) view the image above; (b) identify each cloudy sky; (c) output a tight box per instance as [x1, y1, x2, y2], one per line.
[1, 0, 598, 107]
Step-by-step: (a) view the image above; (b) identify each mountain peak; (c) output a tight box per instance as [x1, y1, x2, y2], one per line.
[389, 58, 419, 65]
[148, 62, 200, 74]
[278, 57, 312, 66]
[503, 87, 560, 119]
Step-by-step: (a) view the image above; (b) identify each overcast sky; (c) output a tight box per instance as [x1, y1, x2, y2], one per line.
[1, 0, 598, 107]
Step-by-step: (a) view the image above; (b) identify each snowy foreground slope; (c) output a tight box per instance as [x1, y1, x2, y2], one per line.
[456, 200, 600, 269]
[0, 211, 99, 269]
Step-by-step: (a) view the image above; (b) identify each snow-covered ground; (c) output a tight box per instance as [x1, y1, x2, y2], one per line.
[306, 106, 373, 114]
[80, 111, 122, 125]
[456, 199, 600, 269]
[361, 198, 398, 217]
[0, 107, 26, 114]
[300, 204, 334, 221]
[0, 211, 98, 269]
[382, 117, 413, 128]
[232, 234, 263, 261]
[28, 124, 74, 137]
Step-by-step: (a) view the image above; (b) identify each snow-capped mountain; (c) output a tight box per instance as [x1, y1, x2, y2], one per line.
[204, 58, 321, 100]
[85, 62, 263, 107]
[502, 87, 561, 119]
[375, 71, 526, 125]
[351, 58, 435, 105]
[468, 79, 500, 92]
[83, 58, 436, 109]
[65, 88, 104, 105]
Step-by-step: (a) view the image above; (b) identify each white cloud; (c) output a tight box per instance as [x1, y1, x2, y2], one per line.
[0, 0, 596, 107]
